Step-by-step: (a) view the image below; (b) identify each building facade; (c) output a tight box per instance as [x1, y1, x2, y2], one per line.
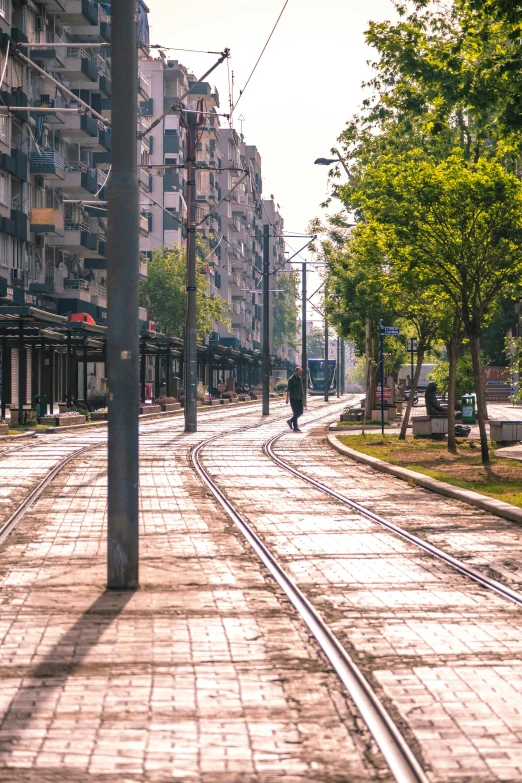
[0, 0, 152, 325]
[138, 54, 297, 364]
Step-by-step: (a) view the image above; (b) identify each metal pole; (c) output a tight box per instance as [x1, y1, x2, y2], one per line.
[49, 346, 54, 415]
[336, 336, 340, 398]
[262, 224, 270, 416]
[341, 338, 345, 394]
[140, 340, 146, 402]
[1, 335, 6, 420]
[380, 321, 385, 435]
[301, 262, 307, 408]
[410, 339, 414, 388]
[18, 324, 25, 424]
[106, 0, 140, 590]
[324, 318, 329, 402]
[83, 342, 88, 402]
[184, 111, 198, 432]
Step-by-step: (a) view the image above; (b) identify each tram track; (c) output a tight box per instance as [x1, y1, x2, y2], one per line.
[265, 431, 522, 610]
[191, 405, 429, 783]
[0, 397, 302, 547]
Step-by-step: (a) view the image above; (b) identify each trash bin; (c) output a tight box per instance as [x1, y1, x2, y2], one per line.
[34, 394, 48, 417]
[461, 394, 476, 424]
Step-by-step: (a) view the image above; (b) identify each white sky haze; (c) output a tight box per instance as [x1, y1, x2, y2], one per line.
[147, 0, 397, 320]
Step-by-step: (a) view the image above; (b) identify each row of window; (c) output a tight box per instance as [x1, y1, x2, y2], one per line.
[0, 234, 34, 274]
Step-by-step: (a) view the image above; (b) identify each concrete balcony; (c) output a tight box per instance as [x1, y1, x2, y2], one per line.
[57, 0, 98, 27]
[138, 71, 151, 100]
[30, 208, 64, 236]
[38, 0, 66, 10]
[60, 166, 102, 195]
[139, 214, 149, 236]
[60, 113, 98, 141]
[30, 149, 66, 182]
[56, 51, 98, 87]
[48, 220, 99, 258]
[139, 259, 148, 281]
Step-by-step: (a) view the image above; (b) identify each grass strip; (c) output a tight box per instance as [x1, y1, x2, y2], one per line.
[338, 433, 522, 509]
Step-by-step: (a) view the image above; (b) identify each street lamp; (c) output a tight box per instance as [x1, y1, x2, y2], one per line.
[314, 153, 351, 179]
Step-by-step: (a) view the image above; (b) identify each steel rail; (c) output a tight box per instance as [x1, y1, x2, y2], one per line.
[265, 432, 522, 608]
[0, 444, 100, 546]
[0, 399, 295, 546]
[191, 426, 429, 783]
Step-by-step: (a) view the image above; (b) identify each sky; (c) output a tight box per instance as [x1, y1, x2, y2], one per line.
[147, 0, 398, 323]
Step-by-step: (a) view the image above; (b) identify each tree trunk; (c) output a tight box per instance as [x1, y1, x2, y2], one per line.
[399, 348, 424, 440]
[469, 332, 489, 464]
[446, 336, 459, 453]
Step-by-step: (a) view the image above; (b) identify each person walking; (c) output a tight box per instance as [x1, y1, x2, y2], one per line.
[286, 366, 304, 432]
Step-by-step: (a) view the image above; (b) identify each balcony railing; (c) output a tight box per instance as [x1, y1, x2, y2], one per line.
[64, 277, 89, 291]
[30, 148, 66, 177]
[65, 219, 90, 231]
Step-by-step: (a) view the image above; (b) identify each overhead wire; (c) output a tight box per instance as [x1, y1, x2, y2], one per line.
[232, 0, 290, 117]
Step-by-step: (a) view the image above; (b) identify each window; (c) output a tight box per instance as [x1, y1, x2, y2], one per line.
[0, 234, 9, 267]
[0, 173, 7, 205]
[12, 239, 24, 270]
[0, 114, 8, 144]
[0, 0, 7, 20]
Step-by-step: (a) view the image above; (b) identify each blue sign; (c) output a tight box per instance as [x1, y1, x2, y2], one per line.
[381, 325, 400, 336]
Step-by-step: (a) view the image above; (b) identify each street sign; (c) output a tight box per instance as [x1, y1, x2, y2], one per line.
[381, 325, 400, 336]
[408, 338, 417, 351]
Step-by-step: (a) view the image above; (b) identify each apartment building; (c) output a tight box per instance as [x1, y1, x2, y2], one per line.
[138, 54, 297, 362]
[0, 0, 151, 325]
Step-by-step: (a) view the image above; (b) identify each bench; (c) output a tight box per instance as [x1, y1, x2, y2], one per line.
[412, 416, 448, 437]
[490, 420, 522, 444]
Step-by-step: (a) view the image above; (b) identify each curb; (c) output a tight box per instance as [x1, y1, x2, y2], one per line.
[36, 397, 267, 433]
[327, 433, 522, 525]
[0, 430, 38, 441]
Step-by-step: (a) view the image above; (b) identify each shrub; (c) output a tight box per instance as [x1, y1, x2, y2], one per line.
[85, 391, 109, 412]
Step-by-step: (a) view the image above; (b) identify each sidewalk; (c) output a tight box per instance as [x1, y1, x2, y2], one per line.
[0, 405, 378, 782]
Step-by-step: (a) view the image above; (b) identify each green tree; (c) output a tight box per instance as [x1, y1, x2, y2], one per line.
[344, 149, 522, 463]
[307, 325, 326, 358]
[140, 245, 230, 341]
[272, 270, 299, 351]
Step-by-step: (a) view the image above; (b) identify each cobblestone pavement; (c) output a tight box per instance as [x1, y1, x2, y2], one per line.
[0, 400, 396, 783]
[200, 418, 522, 782]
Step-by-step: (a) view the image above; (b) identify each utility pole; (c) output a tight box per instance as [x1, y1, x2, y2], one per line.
[184, 111, 198, 433]
[106, 0, 139, 589]
[262, 224, 270, 415]
[301, 262, 307, 408]
[324, 317, 329, 403]
[336, 336, 340, 398]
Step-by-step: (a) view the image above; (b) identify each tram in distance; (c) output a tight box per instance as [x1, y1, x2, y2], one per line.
[307, 358, 337, 394]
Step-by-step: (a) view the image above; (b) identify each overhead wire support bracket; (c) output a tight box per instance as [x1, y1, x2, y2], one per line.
[139, 48, 230, 140]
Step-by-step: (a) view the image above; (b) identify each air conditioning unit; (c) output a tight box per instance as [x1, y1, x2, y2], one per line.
[35, 17, 48, 30]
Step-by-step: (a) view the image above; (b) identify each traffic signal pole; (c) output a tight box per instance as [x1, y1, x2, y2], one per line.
[262, 224, 270, 416]
[106, 0, 140, 589]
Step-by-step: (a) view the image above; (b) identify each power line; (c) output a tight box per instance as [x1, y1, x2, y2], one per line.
[232, 0, 290, 116]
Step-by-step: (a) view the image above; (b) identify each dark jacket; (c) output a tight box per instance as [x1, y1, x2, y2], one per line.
[287, 374, 303, 400]
[425, 382, 446, 416]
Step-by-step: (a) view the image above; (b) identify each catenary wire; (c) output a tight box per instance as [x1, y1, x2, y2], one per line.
[232, 0, 290, 116]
